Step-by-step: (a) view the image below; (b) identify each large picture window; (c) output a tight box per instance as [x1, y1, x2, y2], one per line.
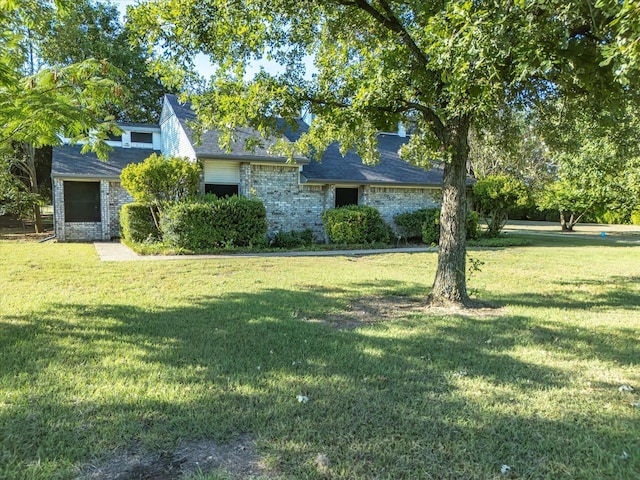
[64, 181, 101, 222]
[335, 187, 359, 207]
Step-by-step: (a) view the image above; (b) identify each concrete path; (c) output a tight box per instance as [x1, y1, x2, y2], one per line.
[94, 241, 436, 262]
[95, 221, 640, 262]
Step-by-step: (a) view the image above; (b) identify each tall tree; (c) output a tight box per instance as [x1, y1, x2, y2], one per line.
[130, 0, 638, 307]
[35, 0, 167, 123]
[0, 1, 124, 232]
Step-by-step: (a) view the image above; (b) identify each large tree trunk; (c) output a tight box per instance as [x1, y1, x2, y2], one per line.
[428, 119, 472, 307]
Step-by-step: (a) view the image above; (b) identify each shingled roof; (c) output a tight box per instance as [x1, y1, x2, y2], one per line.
[279, 121, 448, 187]
[164, 94, 308, 163]
[52, 145, 158, 180]
[166, 94, 463, 187]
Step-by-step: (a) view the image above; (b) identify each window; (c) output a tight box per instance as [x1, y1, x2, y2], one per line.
[131, 132, 153, 143]
[64, 181, 101, 222]
[203, 160, 240, 198]
[107, 132, 122, 142]
[335, 187, 359, 207]
[205, 184, 239, 198]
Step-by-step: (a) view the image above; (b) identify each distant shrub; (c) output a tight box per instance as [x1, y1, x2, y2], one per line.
[271, 229, 315, 248]
[322, 205, 391, 244]
[120, 203, 159, 243]
[161, 195, 267, 250]
[473, 175, 531, 237]
[597, 210, 629, 225]
[631, 208, 640, 226]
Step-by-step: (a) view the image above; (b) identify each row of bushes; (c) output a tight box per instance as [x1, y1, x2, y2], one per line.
[123, 197, 484, 250]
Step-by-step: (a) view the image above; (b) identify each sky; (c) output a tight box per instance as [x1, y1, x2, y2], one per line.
[108, 0, 299, 80]
[110, 0, 216, 78]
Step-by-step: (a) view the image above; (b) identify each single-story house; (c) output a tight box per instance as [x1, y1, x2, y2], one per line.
[52, 94, 468, 242]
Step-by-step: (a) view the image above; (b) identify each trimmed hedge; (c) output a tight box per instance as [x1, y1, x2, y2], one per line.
[395, 208, 439, 241]
[161, 195, 267, 250]
[394, 207, 480, 245]
[322, 205, 391, 244]
[120, 203, 159, 243]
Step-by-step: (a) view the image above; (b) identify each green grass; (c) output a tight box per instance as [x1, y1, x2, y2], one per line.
[0, 238, 639, 479]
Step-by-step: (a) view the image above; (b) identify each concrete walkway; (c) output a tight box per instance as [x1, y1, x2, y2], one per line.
[95, 221, 640, 262]
[94, 241, 436, 262]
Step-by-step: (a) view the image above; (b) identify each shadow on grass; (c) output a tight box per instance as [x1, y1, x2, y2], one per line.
[1, 283, 638, 479]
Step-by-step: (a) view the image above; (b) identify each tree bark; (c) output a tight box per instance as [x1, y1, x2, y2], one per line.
[428, 119, 472, 307]
[23, 143, 44, 233]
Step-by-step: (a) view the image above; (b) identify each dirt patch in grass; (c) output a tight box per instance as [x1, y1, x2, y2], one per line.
[76, 435, 277, 480]
[308, 295, 503, 330]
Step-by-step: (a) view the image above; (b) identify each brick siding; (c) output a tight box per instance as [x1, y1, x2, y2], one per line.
[54, 166, 443, 243]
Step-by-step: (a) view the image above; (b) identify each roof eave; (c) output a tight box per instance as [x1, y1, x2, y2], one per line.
[198, 154, 310, 165]
[51, 173, 121, 181]
[301, 177, 443, 188]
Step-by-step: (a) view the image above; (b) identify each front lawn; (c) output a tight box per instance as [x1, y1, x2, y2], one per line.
[0, 239, 638, 479]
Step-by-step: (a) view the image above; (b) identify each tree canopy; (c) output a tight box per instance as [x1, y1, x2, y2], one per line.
[33, 0, 167, 123]
[0, 0, 126, 230]
[129, 0, 639, 306]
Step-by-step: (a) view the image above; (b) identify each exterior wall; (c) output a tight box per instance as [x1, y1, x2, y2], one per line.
[362, 186, 441, 231]
[53, 178, 133, 242]
[52, 178, 65, 240]
[108, 182, 133, 239]
[53, 164, 444, 243]
[248, 164, 329, 240]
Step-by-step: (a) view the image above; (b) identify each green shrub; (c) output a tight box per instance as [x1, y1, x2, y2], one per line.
[120, 203, 159, 243]
[596, 210, 629, 225]
[161, 195, 267, 250]
[394, 208, 439, 241]
[271, 229, 315, 248]
[395, 207, 479, 244]
[120, 153, 201, 205]
[419, 209, 441, 245]
[418, 208, 479, 245]
[473, 174, 531, 237]
[466, 210, 480, 240]
[322, 205, 391, 244]
[631, 208, 640, 226]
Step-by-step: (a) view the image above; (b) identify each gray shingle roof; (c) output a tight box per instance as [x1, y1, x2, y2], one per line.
[280, 120, 449, 186]
[167, 94, 459, 187]
[164, 94, 308, 163]
[52, 145, 159, 180]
